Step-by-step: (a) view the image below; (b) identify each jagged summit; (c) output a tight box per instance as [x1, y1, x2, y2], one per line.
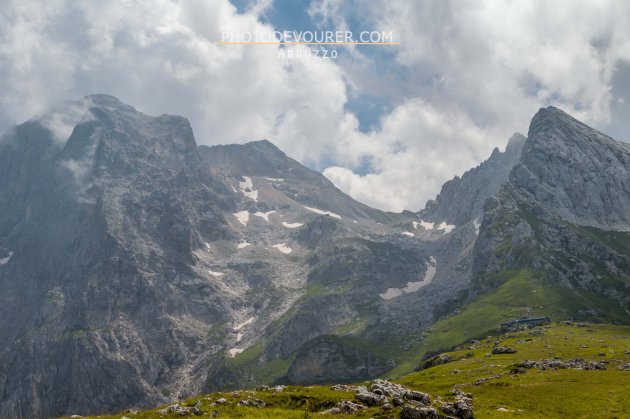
[245, 138, 287, 154]
[419, 131, 526, 226]
[512, 105, 630, 230]
[528, 105, 622, 149]
[85, 93, 137, 112]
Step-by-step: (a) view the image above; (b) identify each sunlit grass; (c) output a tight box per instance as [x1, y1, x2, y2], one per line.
[67, 323, 630, 419]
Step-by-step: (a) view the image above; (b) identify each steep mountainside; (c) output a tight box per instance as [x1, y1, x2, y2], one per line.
[0, 96, 475, 418]
[473, 107, 630, 319]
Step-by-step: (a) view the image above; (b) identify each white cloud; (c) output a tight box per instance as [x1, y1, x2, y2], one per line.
[311, 0, 630, 210]
[0, 0, 352, 165]
[323, 99, 495, 211]
[2, 0, 630, 213]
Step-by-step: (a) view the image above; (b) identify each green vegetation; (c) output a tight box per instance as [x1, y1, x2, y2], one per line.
[71, 323, 630, 418]
[228, 343, 295, 384]
[398, 323, 630, 418]
[572, 224, 630, 254]
[386, 269, 630, 377]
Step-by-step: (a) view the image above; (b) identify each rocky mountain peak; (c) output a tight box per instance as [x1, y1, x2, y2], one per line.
[419, 132, 526, 226]
[60, 96, 199, 181]
[85, 93, 137, 113]
[526, 106, 622, 152]
[512, 106, 630, 230]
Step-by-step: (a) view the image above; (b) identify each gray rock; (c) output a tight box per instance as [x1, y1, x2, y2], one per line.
[420, 133, 526, 226]
[521, 358, 607, 370]
[618, 363, 630, 371]
[405, 390, 431, 405]
[323, 400, 366, 414]
[491, 346, 517, 354]
[156, 403, 203, 416]
[415, 353, 453, 371]
[236, 397, 266, 408]
[355, 390, 387, 406]
[400, 405, 438, 419]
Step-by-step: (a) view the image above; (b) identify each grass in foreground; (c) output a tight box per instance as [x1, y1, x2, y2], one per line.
[65, 322, 630, 418]
[398, 322, 630, 418]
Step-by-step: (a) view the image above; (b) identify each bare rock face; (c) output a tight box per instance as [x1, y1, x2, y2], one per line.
[512, 107, 630, 231]
[0, 95, 235, 418]
[0, 95, 471, 417]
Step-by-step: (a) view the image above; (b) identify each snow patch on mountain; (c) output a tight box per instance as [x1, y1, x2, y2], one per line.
[234, 210, 250, 226]
[414, 220, 435, 230]
[239, 176, 258, 201]
[282, 221, 304, 228]
[437, 221, 456, 234]
[237, 242, 251, 249]
[273, 243, 293, 254]
[379, 256, 437, 300]
[264, 177, 284, 182]
[254, 210, 276, 222]
[400, 231, 415, 237]
[303, 206, 341, 219]
[228, 348, 244, 357]
[208, 270, 224, 277]
[234, 317, 255, 331]
[473, 218, 481, 235]
[0, 251, 13, 266]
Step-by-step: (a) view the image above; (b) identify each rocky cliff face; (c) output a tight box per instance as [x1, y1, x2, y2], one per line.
[473, 107, 630, 320]
[420, 133, 526, 226]
[512, 107, 630, 231]
[0, 95, 236, 417]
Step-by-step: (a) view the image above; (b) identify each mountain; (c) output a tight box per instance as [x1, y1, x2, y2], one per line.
[0, 97, 629, 418]
[0, 95, 453, 417]
[474, 107, 630, 317]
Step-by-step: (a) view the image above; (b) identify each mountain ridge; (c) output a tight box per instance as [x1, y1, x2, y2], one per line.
[1, 97, 629, 418]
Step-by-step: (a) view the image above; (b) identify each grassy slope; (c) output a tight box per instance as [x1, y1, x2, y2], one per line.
[221, 268, 629, 387]
[71, 322, 630, 419]
[387, 269, 630, 377]
[398, 323, 630, 418]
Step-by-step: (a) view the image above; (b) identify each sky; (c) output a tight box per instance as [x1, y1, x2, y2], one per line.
[1, 0, 630, 212]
